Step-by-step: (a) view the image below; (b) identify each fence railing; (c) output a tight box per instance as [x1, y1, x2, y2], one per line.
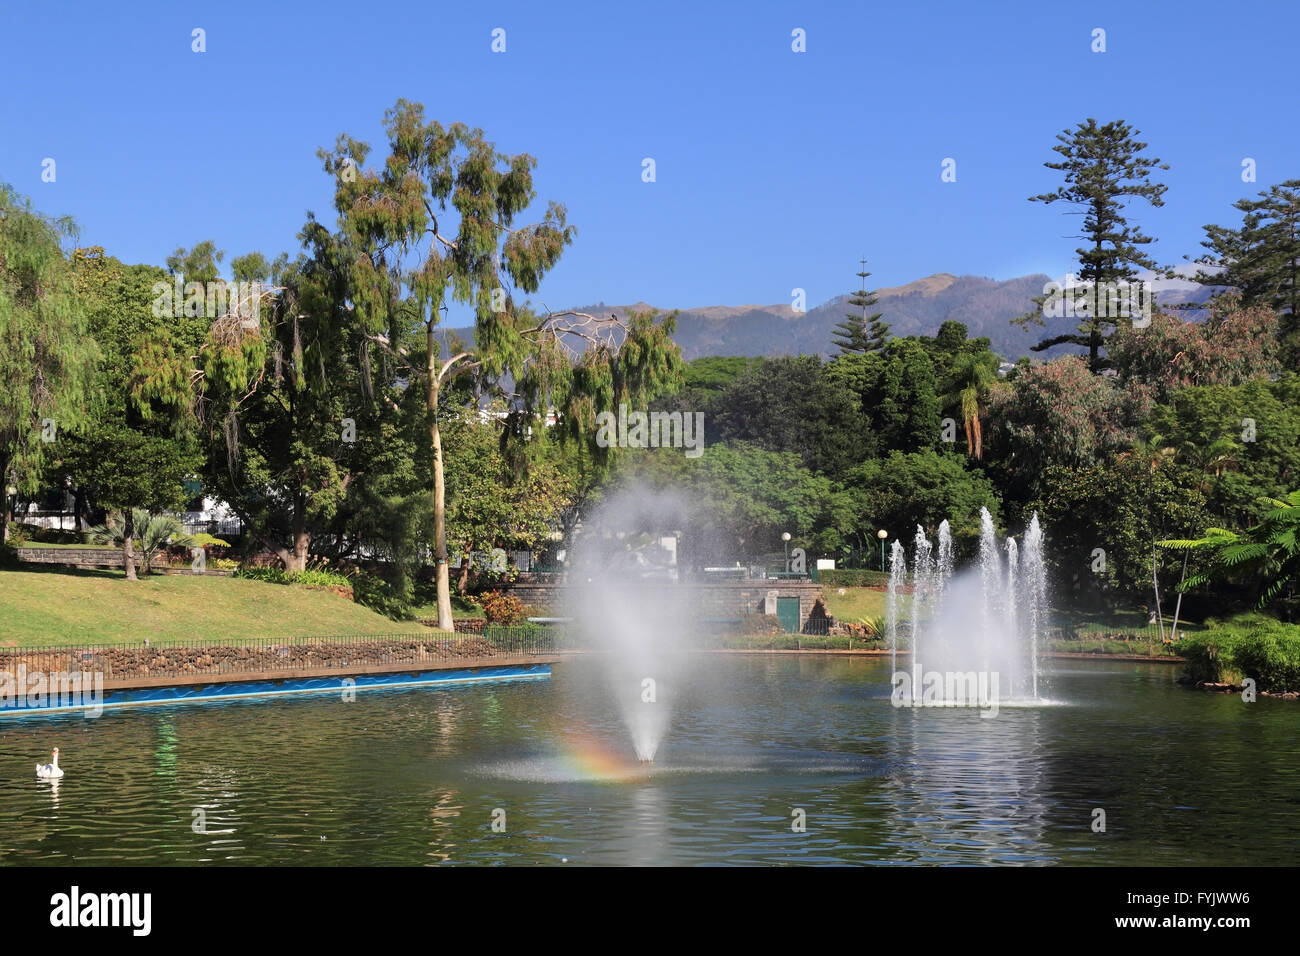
[0, 619, 1190, 686]
[1046, 622, 1192, 646]
[0, 629, 556, 683]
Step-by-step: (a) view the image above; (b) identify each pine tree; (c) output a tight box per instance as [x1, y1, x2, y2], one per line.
[1013, 118, 1169, 372]
[1190, 179, 1300, 363]
[832, 259, 889, 354]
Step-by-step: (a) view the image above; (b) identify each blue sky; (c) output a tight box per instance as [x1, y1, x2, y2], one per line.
[2, 0, 1295, 324]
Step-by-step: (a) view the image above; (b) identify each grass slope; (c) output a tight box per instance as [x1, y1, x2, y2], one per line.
[0, 568, 437, 647]
[821, 586, 887, 623]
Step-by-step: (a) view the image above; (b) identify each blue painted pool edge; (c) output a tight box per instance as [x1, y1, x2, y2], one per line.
[0, 663, 552, 718]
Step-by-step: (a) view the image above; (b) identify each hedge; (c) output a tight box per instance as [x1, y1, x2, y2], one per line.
[819, 569, 892, 588]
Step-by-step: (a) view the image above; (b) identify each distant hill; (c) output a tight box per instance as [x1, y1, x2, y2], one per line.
[443, 270, 1219, 362]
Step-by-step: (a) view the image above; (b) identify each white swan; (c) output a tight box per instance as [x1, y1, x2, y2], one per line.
[36, 747, 64, 779]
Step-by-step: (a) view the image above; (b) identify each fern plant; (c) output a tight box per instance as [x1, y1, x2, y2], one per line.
[1162, 490, 1300, 610]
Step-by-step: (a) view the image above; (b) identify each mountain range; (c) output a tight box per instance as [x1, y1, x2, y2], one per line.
[448, 268, 1218, 362]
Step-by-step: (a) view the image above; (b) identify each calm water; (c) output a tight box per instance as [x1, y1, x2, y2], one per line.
[0, 655, 1296, 865]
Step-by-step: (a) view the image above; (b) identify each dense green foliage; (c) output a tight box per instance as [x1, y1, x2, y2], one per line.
[1190, 179, 1300, 363]
[1179, 615, 1300, 693]
[5, 115, 1299, 637]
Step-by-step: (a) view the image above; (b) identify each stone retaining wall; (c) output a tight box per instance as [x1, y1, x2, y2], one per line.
[3, 636, 501, 683]
[16, 546, 123, 567]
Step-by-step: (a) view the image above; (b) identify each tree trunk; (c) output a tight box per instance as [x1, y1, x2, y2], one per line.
[281, 495, 310, 573]
[457, 554, 470, 595]
[287, 531, 310, 573]
[0, 451, 10, 544]
[429, 320, 454, 632]
[1151, 542, 1164, 642]
[123, 509, 138, 582]
[1169, 549, 1190, 642]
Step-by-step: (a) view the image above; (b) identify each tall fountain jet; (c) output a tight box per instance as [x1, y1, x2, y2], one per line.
[887, 508, 1049, 703]
[565, 486, 696, 764]
[886, 540, 906, 677]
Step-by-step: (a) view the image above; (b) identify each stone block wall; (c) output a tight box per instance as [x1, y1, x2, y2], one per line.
[16, 546, 123, 567]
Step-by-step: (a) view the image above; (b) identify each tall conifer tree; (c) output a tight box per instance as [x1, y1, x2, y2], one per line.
[1014, 118, 1169, 372]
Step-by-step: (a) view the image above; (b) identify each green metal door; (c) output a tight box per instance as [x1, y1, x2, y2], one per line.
[776, 597, 800, 633]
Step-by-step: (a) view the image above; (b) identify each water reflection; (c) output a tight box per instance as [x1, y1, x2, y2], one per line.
[886, 704, 1053, 863]
[0, 657, 1294, 865]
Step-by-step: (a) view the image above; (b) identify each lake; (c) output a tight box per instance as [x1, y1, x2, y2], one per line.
[1, 655, 1295, 865]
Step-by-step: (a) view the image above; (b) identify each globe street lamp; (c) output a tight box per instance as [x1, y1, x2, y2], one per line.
[877, 528, 889, 572]
[782, 531, 791, 573]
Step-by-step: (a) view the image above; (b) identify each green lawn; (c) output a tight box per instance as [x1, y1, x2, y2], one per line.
[0, 567, 439, 647]
[821, 586, 887, 623]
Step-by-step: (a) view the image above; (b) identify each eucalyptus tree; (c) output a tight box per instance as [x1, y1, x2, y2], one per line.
[321, 100, 682, 629]
[0, 185, 97, 543]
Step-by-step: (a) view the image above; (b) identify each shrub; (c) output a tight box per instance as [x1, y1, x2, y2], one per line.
[1180, 616, 1300, 692]
[287, 568, 352, 589]
[1232, 622, 1300, 692]
[480, 589, 526, 625]
[820, 569, 891, 588]
[353, 573, 415, 621]
[234, 566, 290, 585]
[234, 563, 356, 592]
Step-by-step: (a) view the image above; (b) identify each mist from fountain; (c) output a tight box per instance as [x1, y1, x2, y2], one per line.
[564, 486, 696, 763]
[888, 507, 1049, 703]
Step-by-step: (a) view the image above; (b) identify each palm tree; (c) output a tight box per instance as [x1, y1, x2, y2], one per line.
[1162, 489, 1300, 618]
[1117, 433, 1177, 473]
[1180, 435, 1241, 497]
[942, 352, 998, 460]
[90, 509, 188, 575]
